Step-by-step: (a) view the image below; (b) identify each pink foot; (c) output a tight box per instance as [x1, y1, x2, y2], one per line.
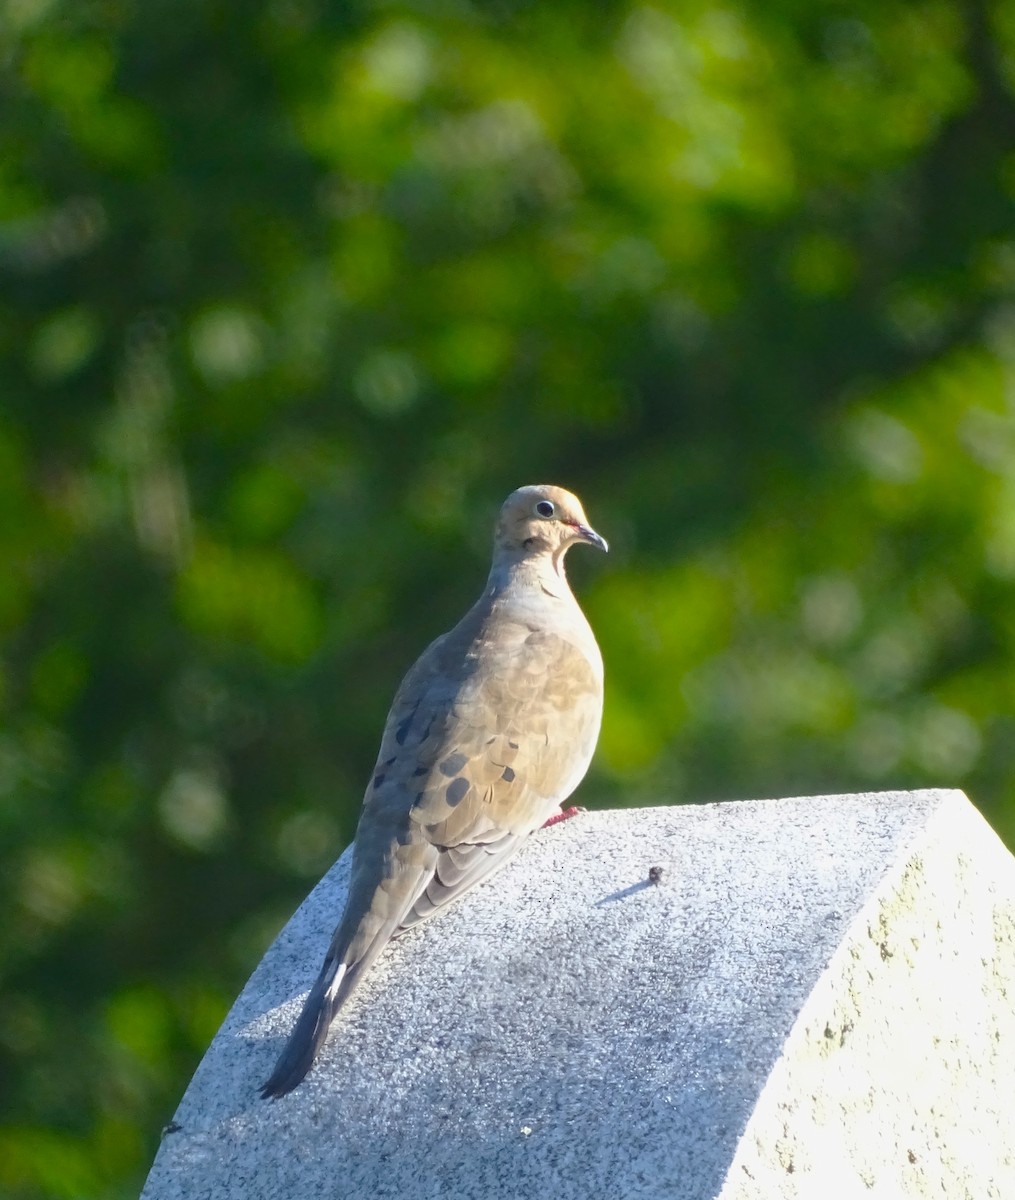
[542, 805, 586, 829]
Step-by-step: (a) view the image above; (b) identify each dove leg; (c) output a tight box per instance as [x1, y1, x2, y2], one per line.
[541, 805, 586, 828]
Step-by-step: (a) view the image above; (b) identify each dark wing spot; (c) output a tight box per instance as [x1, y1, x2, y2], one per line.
[373, 773, 386, 789]
[413, 765, 429, 777]
[440, 752, 468, 777]
[508, 740, 519, 750]
[446, 777, 470, 807]
[395, 716, 413, 746]
[501, 766, 516, 782]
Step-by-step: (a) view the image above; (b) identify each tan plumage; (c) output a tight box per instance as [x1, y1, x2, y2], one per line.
[261, 484, 607, 1097]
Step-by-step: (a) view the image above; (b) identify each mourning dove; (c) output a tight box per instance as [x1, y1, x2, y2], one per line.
[260, 484, 607, 1098]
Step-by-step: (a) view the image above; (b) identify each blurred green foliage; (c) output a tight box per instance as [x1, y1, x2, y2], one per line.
[2, 0, 1015, 1193]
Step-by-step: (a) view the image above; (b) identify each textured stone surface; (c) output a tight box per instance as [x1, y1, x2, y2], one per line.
[718, 792, 1015, 1199]
[141, 790, 1015, 1200]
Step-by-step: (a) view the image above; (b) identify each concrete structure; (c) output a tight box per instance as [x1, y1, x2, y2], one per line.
[141, 789, 1015, 1199]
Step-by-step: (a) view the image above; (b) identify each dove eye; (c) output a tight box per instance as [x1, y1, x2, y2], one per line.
[535, 500, 555, 518]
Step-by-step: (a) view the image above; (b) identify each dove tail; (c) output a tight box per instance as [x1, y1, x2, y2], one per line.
[260, 959, 348, 1099]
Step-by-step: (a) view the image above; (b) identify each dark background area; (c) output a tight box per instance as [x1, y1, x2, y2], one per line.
[2, 0, 1015, 1194]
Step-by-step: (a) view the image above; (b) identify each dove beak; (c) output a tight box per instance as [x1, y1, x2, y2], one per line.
[574, 523, 608, 553]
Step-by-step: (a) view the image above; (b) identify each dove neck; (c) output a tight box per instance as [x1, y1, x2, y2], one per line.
[485, 549, 574, 603]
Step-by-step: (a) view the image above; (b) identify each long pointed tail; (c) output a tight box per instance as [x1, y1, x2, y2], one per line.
[260, 959, 347, 1099]
[260, 845, 436, 1098]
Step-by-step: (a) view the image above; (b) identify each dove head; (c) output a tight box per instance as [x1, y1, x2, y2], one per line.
[493, 485, 608, 576]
